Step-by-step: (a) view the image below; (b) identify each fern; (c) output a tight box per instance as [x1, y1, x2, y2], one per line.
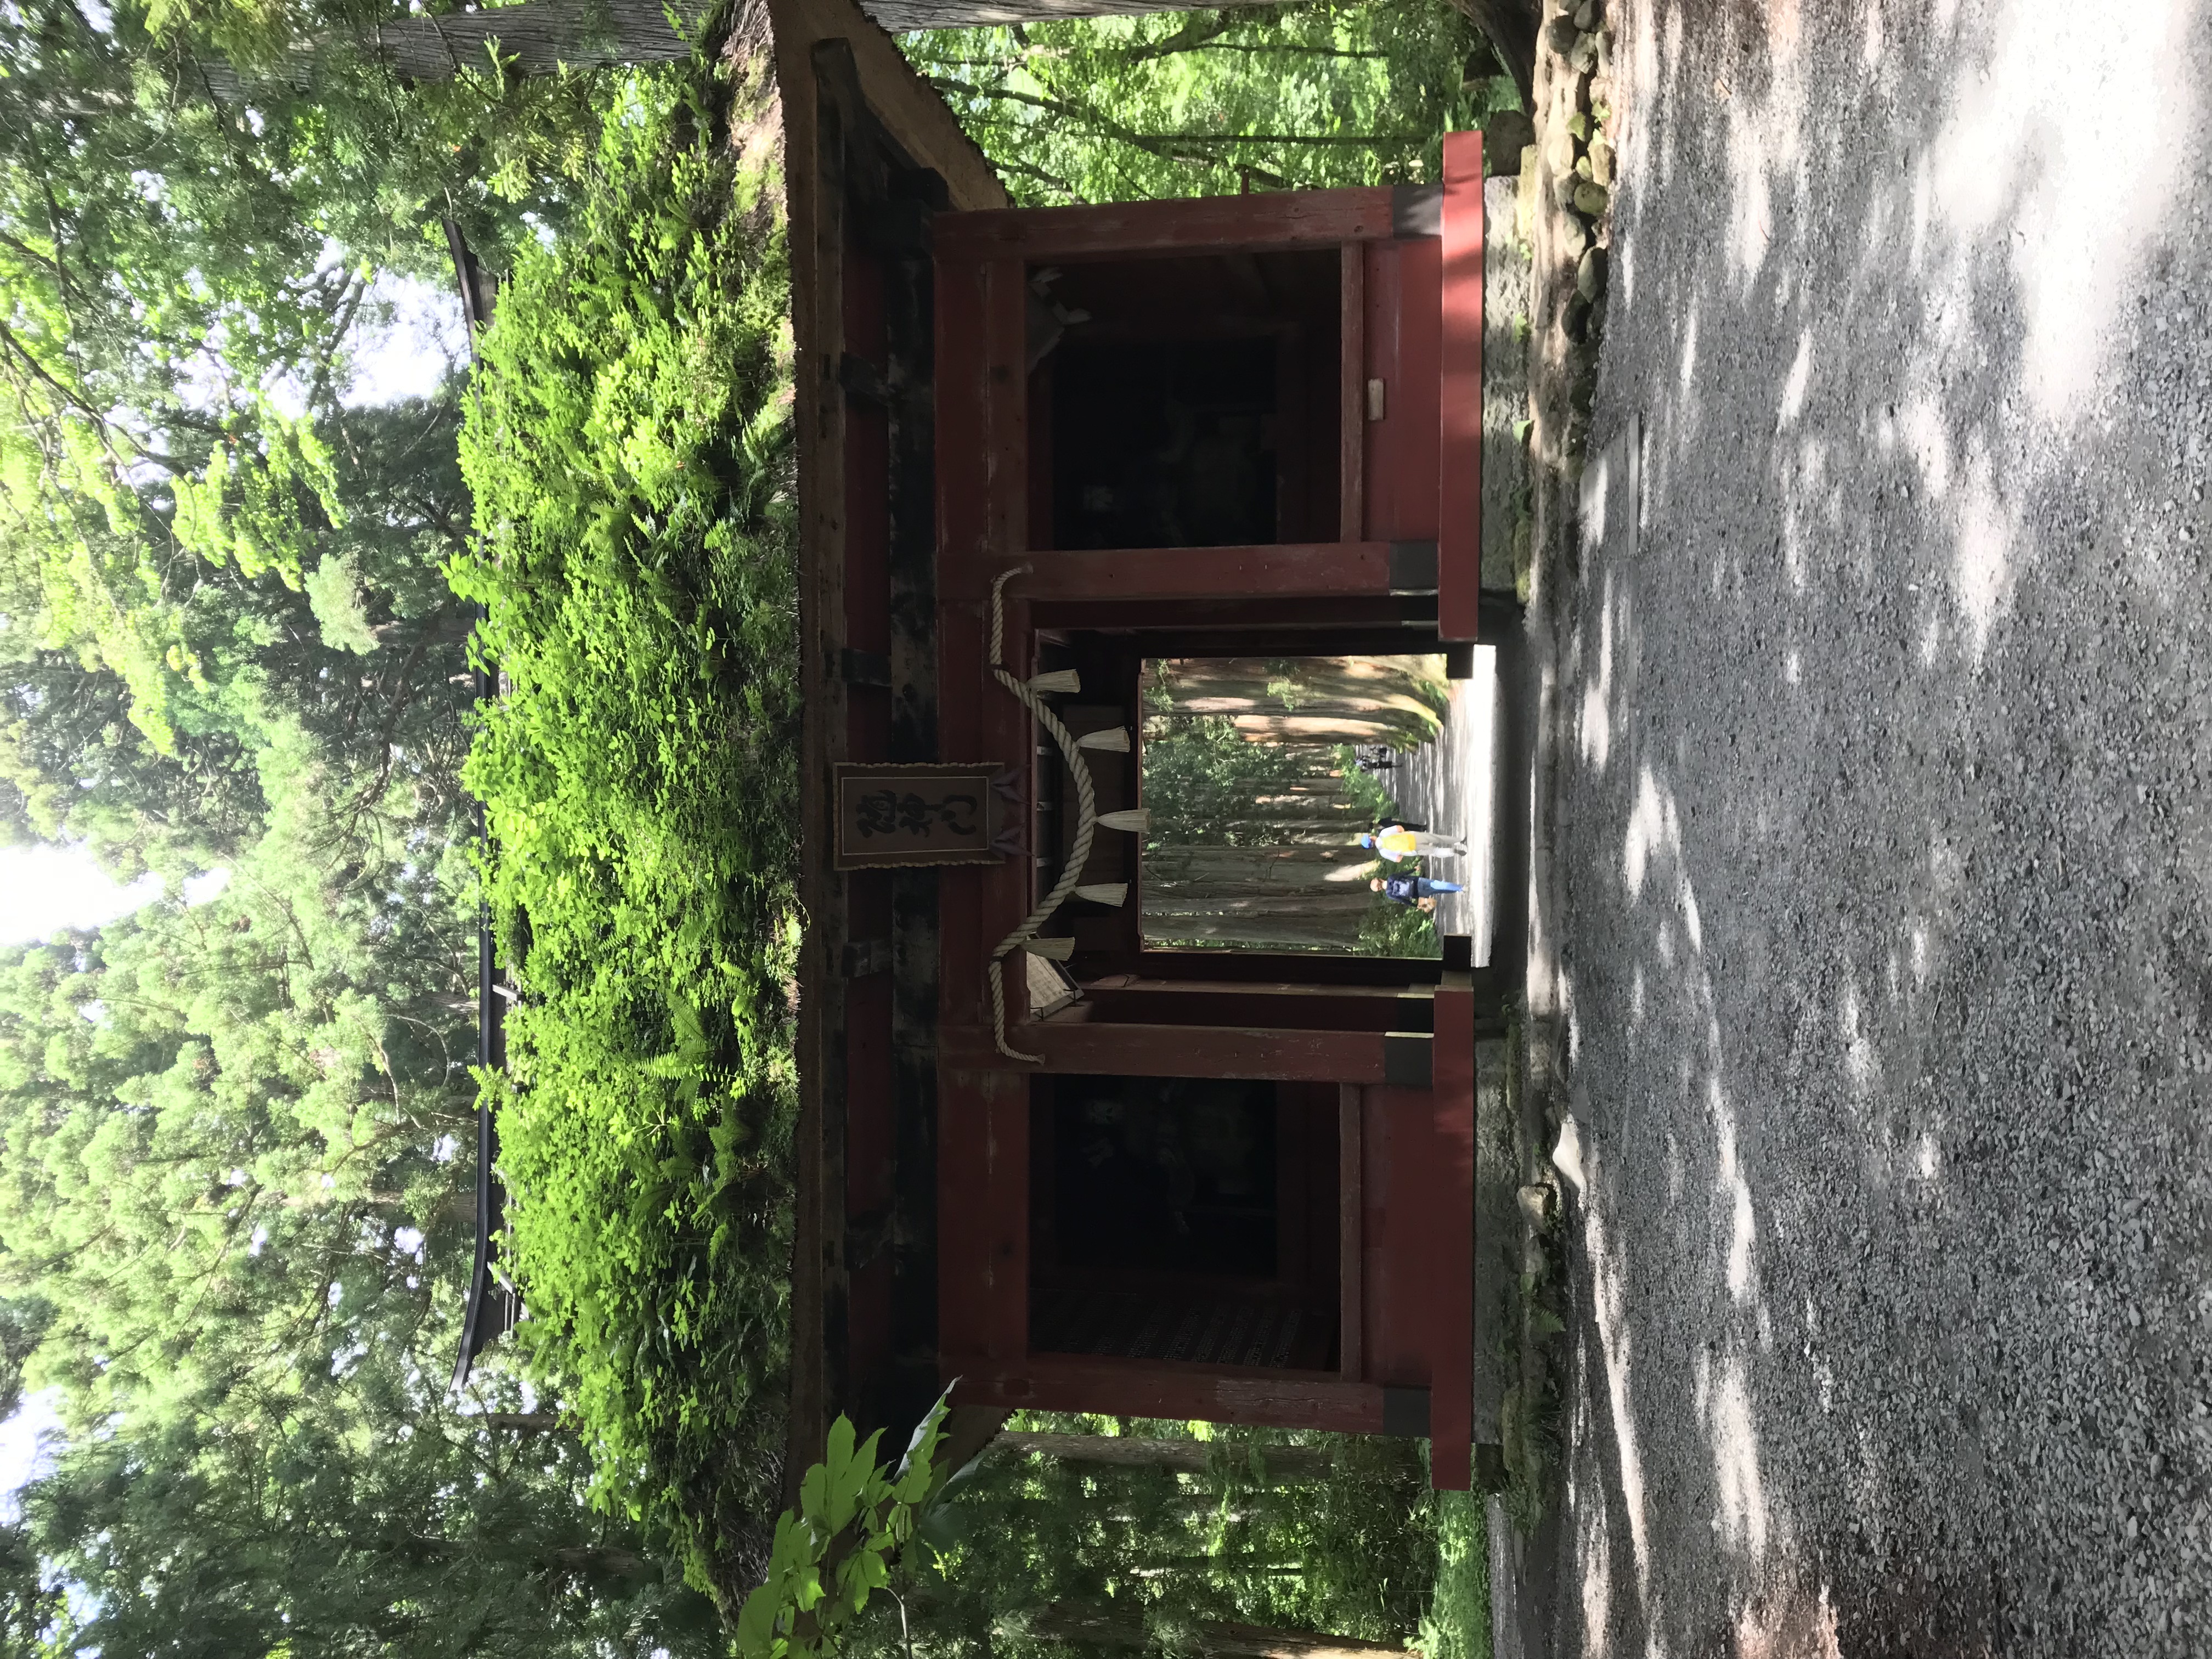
[449, 46, 799, 1611]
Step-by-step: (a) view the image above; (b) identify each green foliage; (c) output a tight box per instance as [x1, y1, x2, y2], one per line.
[10, 1379, 725, 1657]
[737, 1403, 951, 1659]
[1139, 714, 1322, 850]
[902, 1, 1513, 206]
[874, 1415, 1437, 1658]
[0, 0, 603, 752]
[0, 876, 473, 1431]
[0, 1295, 52, 1420]
[1418, 1492, 1491, 1659]
[1333, 742, 1404, 827]
[0, 5, 742, 1645]
[0, 680, 718, 1652]
[1357, 891, 1441, 958]
[450, 46, 801, 1608]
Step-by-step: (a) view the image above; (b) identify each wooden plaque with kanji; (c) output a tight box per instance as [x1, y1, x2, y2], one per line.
[832, 763, 1003, 870]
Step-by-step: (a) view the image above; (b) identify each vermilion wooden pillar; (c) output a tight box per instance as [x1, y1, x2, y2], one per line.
[933, 136, 1488, 1488]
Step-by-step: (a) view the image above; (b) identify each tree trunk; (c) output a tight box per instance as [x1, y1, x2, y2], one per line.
[364, 0, 695, 79]
[546, 1543, 656, 1582]
[476, 1410, 566, 1434]
[990, 1432, 1333, 1481]
[1446, 0, 1540, 114]
[196, 0, 693, 98]
[863, 0, 1291, 29]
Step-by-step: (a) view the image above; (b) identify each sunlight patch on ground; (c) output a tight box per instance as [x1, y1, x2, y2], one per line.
[1621, 766, 1667, 900]
[1582, 1175, 1658, 1607]
[1950, 447, 2017, 662]
[1714, 1085, 1759, 1304]
[1775, 332, 1813, 429]
[1579, 578, 1621, 774]
[1925, 0, 2202, 422]
[1840, 981, 1881, 1096]
[1709, 1356, 1770, 1559]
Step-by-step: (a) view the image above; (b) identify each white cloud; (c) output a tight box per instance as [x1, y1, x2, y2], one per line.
[344, 274, 468, 409]
[0, 844, 161, 944]
[182, 868, 232, 905]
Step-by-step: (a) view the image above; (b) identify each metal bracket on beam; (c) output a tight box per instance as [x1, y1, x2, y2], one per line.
[1387, 539, 1440, 594]
[1391, 183, 1442, 239]
[839, 351, 890, 408]
[1383, 1385, 1432, 1437]
[1384, 1031, 1434, 1090]
[841, 647, 891, 689]
[841, 936, 891, 978]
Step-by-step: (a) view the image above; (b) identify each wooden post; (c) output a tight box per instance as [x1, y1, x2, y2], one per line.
[1340, 242, 1365, 543]
[1438, 130, 1485, 642]
[1338, 1084, 1364, 1384]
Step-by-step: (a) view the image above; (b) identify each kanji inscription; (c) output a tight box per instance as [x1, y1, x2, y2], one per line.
[833, 763, 1005, 870]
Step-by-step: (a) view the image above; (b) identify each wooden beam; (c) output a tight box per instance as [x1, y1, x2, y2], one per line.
[955, 1355, 1397, 1435]
[1338, 1084, 1364, 1384]
[1423, 975, 1479, 1491]
[936, 1066, 1030, 1370]
[1134, 950, 1461, 989]
[1111, 625, 1442, 659]
[1438, 129, 1485, 644]
[1030, 594, 1437, 631]
[769, 0, 1008, 213]
[940, 1020, 1421, 1082]
[988, 1432, 1335, 1478]
[992, 542, 1413, 605]
[1340, 242, 1365, 543]
[868, 0, 1294, 27]
[984, 256, 1029, 569]
[1078, 980, 1437, 1035]
[935, 188, 1397, 261]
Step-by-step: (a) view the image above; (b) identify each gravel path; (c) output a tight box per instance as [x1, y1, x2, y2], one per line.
[1392, 662, 1499, 960]
[1536, 0, 2212, 1653]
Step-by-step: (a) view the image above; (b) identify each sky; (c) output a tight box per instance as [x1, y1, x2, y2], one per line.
[342, 272, 469, 409]
[0, 842, 165, 945]
[0, 1393, 60, 1523]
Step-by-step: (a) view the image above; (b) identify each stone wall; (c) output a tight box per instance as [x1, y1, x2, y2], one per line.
[1482, 172, 1534, 594]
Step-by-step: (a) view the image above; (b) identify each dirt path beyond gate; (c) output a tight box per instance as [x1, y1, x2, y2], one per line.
[1528, 0, 2212, 1653]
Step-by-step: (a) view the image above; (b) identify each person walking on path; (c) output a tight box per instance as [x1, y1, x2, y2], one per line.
[1370, 873, 1465, 913]
[1358, 825, 1469, 860]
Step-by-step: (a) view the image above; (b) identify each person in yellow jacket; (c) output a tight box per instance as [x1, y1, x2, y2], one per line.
[1357, 825, 1469, 860]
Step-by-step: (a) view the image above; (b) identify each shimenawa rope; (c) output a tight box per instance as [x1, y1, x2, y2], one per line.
[988, 566, 1100, 1063]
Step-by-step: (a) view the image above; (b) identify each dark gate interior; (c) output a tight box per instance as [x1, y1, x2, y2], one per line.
[1030, 249, 1343, 550]
[1029, 1074, 1340, 1372]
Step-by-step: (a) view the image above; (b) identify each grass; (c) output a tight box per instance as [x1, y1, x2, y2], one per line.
[898, 1413, 1442, 1657]
[1421, 1491, 1493, 1659]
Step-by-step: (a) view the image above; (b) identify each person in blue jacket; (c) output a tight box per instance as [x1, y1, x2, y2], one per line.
[1370, 873, 1465, 913]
